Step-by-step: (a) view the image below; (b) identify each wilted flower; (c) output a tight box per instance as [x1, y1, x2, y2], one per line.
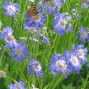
[2, 2, 19, 17]
[9, 81, 27, 89]
[10, 42, 30, 62]
[28, 58, 43, 78]
[71, 8, 82, 18]
[0, 71, 6, 78]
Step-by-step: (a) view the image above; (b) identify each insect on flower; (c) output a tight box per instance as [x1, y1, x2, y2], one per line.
[29, 5, 39, 20]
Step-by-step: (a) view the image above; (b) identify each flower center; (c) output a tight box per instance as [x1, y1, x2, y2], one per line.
[81, 31, 88, 38]
[6, 34, 15, 42]
[29, 27, 36, 33]
[77, 50, 83, 56]
[33, 62, 41, 72]
[55, 60, 67, 72]
[7, 5, 16, 13]
[16, 85, 21, 89]
[58, 20, 66, 27]
[35, 16, 41, 22]
[70, 56, 79, 66]
[15, 49, 23, 57]
[77, 50, 84, 58]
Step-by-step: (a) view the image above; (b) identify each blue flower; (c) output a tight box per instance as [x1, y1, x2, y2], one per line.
[73, 44, 88, 64]
[24, 13, 46, 29]
[10, 42, 30, 62]
[9, 81, 27, 89]
[53, 13, 72, 35]
[65, 50, 82, 74]
[81, 0, 89, 9]
[78, 26, 89, 42]
[0, 26, 13, 39]
[2, 2, 19, 17]
[49, 54, 71, 77]
[38, 0, 65, 14]
[0, 26, 17, 48]
[28, 58, 43, 78]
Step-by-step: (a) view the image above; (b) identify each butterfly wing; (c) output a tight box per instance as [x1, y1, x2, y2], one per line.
[29, 5, 39, 20]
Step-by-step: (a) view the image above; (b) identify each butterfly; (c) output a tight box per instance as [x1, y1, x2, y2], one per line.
[29, 5, 39, 20]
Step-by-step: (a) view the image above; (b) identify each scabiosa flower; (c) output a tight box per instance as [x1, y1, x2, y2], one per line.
[0, 26, 17, 48]
[9, 81, 27, 89]
[73, 44, 88, 64]
[10, 42, 29, 62]
[81, 0, 89, 9]
[28, 58, 43, 78]
[0, 26, 13, 39]
[38, 0, 65, 14]
[24, 13, 46, 29]
[78, 26, 89, 42]
[49, 54, 71, 77]
[53, 13, 72, 35]
[2, 2, 19, 17]
[65, 50, 82, 74]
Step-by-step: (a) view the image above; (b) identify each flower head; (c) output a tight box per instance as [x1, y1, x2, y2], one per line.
[49, 54, 71, 77]
[78, 26, 89, 42]
[28, 58, 43, 78]
[53, 13, 72, 35]
[9, 81, 27, 89]
[10, 42, 30, 62]
[0, 26, 17, 48]
[81, 0, 89, 9]
[0, 26, 13, 39]
[65, 50, 82, 74]
[38, 0, 65, 14]
[2, 2, 19, 17]
[24, 13, 46, 29]
[73, 44, 88, 64]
